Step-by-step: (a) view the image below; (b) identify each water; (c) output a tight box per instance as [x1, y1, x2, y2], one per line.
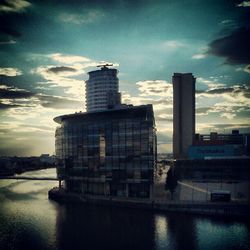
[0, 168, 249, 250]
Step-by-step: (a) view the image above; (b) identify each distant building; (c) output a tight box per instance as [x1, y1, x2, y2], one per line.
[40, 154, 56, 164]
[173, 73, 196, 159]
[171, 129, 250, 201]
[189, 130, 250, 159]
[54, 66, 157, 198]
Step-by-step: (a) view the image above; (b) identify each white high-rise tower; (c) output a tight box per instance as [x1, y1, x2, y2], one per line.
[85, 64, 121, 112]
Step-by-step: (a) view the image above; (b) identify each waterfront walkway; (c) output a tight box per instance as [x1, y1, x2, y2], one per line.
[48, 187, 250, 219]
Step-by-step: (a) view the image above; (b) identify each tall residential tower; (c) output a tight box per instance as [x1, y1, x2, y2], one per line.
[173, 73, 196, 159]
[85, 65, 121, 112]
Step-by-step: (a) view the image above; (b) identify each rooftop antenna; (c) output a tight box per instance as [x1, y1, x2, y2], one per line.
[97, 63, 113, 69]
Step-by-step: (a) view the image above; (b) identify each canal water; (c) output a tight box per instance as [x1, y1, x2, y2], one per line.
[0, 168, 249, 250]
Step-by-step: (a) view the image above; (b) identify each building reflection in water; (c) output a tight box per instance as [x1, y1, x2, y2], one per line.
[55, 204, 156, 250]
[154, 213, 197, 250]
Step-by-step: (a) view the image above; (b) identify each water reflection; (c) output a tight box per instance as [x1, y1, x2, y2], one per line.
[196, 218, 250, 250]
[56, 204, 156, 250]
[0, 168, 249, 250]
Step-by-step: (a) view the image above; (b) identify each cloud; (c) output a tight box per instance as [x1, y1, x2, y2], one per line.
[219, 19, 237, 28]
[0, 102, 20, 110]
[204, 87, 235, 95]
[196, 79, 250, 120]
[235, 65, 250, 73]
[46, 66, 77, 75]
[237, 1, 250, 7]
[33, 54, 118, 99]
[0, 0, 31, 13]
[0, 85, 34, 99]
[0, 67, 22, 77]
[161, 40, 185, 49]
[192, 54, 207, 59]
[0, 39, 17, 45]
[156, 113, 173, 122]
[37, 94, 83, 109]
[196, 107, 210, 116]
[136, 80, 172, 97]
[220, 112, 236, 120]
[0, 16, 22, 45]
[0, 84, 83, 110]
[122, 80, 173, 116]
[0, 26, 21, 38]
[59, 10, 105, 25]
[49, 53, 91, 64]
[197, 83, 250, 101]
[244, 65, 250, 73]
[196, 122, 250, 134]
[208, 27, 250, 64]
[197, 77, 226, 89]
[31, 65, 85, 99]
[0, 121, 55, 156]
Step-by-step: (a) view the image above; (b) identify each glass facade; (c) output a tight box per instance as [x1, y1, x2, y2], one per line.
[54, 105, 157, 198]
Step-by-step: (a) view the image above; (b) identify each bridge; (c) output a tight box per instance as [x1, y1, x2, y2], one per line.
[0, 176, 58, 181]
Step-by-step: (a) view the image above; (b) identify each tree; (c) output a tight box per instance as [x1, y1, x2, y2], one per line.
[165, 168, 178, 200]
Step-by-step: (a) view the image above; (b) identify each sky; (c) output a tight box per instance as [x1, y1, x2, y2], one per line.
[0, 0, 249, 156]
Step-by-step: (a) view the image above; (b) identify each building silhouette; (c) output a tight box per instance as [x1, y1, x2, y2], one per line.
[173, 73, 196, 159]
[54, 66, 157, 198]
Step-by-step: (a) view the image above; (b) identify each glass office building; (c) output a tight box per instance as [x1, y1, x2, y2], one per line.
[54, 105, 157, 198]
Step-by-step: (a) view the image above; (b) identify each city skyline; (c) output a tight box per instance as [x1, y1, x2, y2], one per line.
[0, 0, 250, 156]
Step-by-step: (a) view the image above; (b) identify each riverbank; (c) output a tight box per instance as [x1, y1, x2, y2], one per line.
[0, 165, 55, 177]
[48, 187, 250, 219]
[0, 156, 56, 177]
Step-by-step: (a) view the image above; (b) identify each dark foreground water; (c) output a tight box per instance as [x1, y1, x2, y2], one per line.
[0, 169, 249, 250]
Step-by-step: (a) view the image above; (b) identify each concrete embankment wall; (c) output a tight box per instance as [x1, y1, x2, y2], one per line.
[48, 188, 250, 219]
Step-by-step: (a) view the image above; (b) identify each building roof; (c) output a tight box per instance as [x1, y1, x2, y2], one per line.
[87, 67, 118, 75]
[54, 104, 154, 124]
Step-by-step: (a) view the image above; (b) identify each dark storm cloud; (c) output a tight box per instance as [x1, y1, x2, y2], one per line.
[197, 85, 250, 96]
[47, 66, 77, 74]
[0, 102, 20, 109]
[0, 23, 22, 44]
[0, 86, 82, 109]
[244, 65, 250, 73]
[0, 87, 35, 99]
[0, 0, 31, 12]
[0, 6, 24, 45]
[0, 26, 21, 38]
[208, 27, 250, 64]
[196, 87, 234, 95]
[206, 87, 235, 94]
